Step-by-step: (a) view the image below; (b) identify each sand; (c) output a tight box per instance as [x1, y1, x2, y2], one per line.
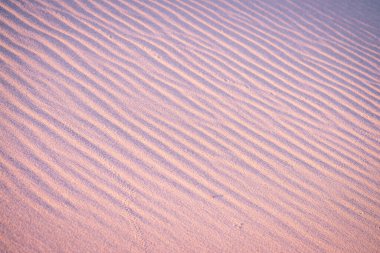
[1, 0, 379, 252]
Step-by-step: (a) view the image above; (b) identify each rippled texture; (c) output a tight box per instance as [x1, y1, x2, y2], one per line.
[1, 0, 379, 252]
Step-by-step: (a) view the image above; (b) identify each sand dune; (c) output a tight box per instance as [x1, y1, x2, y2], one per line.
[1, 0, 379, 252]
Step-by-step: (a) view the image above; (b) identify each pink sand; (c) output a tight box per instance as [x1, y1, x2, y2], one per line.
[1, 0, 379, 252]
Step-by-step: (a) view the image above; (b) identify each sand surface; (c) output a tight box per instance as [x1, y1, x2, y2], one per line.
[1, 0, 380, 252]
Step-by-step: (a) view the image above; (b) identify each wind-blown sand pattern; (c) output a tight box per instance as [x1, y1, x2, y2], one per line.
[1, 0, 379, 252]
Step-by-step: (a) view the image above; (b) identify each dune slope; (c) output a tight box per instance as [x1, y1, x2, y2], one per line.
[1, 0, 379, 252]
